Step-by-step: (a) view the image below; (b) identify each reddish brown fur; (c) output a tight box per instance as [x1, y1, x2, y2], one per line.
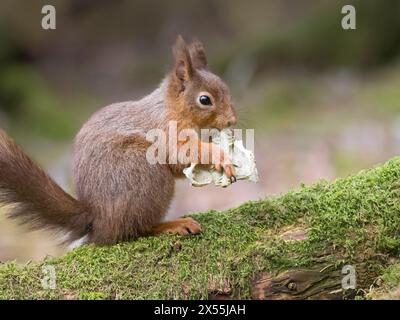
[0, 36, 237, 245]
[151, 217, 202, 236]
[0, 129, 90, 241]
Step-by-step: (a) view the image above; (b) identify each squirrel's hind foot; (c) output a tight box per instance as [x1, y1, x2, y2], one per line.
[151, 217, 202, 236]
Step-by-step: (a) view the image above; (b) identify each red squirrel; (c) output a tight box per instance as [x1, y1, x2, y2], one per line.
[0, 36, 237, 248]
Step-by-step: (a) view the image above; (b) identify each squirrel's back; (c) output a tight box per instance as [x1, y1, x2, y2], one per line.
[71, 82, 174, 244]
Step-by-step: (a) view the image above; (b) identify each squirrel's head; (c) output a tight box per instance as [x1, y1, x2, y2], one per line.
[166, 36, 237, 130]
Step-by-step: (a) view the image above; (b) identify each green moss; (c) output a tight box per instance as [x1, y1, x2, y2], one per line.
[367, 263, 400, 299]
[2, 157, 400, 299]
[381, 264, 400, 287]
[78, 292, 110, 300]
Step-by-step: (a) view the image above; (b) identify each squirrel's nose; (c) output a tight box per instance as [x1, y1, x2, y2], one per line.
[227, 116, 237, 127]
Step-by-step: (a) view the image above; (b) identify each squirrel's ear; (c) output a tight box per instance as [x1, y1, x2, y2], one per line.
[172, 35, 193, 86]
[189, 38, 207, 69]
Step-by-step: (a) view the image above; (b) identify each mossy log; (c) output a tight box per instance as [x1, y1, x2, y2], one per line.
[1, 158, 400, 299]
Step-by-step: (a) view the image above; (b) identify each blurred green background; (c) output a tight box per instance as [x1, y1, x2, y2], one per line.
[1, 0, 400, 262]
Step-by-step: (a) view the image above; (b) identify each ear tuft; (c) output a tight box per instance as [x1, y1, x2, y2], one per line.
[189, 38, 208, 69]
[172, 35, 193, 85]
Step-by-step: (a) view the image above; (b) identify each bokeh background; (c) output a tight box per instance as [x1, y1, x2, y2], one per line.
[1, 0, 400, 262]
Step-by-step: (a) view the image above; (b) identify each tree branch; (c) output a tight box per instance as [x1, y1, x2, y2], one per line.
[1, 158, 400, 299]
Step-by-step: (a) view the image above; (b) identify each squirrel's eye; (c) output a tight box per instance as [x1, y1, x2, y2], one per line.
[199, 95, 212, 106]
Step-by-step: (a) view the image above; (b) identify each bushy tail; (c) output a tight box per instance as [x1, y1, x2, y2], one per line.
[0, 129, 91, 242]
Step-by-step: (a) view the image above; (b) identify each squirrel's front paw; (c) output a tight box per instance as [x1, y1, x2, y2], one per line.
[218, 163, 236, 183]
[151, 217, 202, 236]
[212, 148, 236, 183]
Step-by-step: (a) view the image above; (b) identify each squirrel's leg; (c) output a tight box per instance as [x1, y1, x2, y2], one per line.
[151, 217, 202, 236]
